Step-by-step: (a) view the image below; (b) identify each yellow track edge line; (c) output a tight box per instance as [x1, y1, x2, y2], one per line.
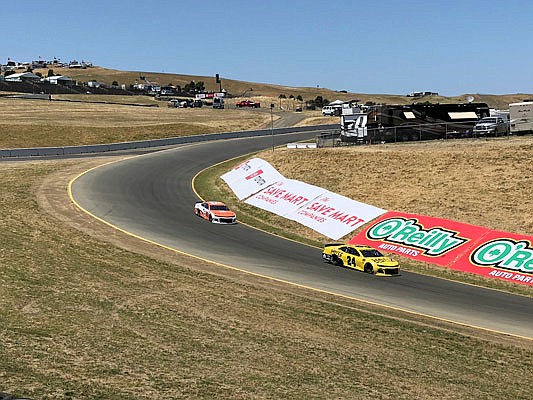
[68, 153, 532, 342]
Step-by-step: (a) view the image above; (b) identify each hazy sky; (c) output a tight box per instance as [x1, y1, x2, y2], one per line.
[3, 0, 532, 96]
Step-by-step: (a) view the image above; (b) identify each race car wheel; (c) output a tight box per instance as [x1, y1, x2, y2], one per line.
[364, 263, 374, 274]
[208, 214, 213, 222]
[331, 255, 343, 267]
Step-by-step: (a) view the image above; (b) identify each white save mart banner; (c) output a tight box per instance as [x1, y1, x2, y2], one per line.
[244, 177, 386, 240]
[245, 179, 321, 217]
[288, 192, 386, 240]
[221, 158, 284, 200]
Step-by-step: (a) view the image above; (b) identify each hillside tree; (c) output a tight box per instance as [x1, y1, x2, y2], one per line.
[278, 94, 286, 109]
[183, 80, 205, 93]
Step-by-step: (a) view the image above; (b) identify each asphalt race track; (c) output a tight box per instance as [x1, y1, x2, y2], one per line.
[70, 132, 533, 339]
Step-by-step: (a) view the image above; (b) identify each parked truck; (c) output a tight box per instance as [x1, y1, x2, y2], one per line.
[509, 101, 533, 135]
[236, 99, 260, 108]
[213, 97, 225, 109]
[473, 116, 509, 136]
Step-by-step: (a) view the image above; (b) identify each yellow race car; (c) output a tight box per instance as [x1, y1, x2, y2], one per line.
[322, 243, 400, 276]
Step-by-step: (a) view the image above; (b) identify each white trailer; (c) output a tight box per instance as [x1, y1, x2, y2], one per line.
[509, 101, 533, 135]
[340, 109, 368, 142]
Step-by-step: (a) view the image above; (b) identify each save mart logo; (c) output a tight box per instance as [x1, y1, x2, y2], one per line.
[470, 239, 533, 275]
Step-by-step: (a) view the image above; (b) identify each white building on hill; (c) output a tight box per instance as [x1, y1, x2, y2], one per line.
[4, 72, 41, 82]
[43, 75, 74, 85]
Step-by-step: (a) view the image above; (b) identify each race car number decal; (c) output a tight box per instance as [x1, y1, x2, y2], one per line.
[345, 255, 357, 267]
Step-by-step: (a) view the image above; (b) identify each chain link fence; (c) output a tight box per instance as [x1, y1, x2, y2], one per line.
[316, 121, 510, 147]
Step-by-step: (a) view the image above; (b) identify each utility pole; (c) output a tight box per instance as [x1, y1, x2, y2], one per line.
[216, 74, 221, 92]
[270, 103, 275, 151]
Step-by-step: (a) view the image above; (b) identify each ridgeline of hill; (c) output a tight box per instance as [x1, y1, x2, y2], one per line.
[32, 66, 532, 110]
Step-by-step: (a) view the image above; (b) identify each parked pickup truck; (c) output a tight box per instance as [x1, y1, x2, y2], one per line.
[235, 100, 260, 108]
[473, 116, 509, 136]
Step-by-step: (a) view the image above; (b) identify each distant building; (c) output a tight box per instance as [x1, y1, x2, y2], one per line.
[87, 80, 106, 88]
[31, 60, 47, 69]
[68, 60, 90, 69]
[4, 72, 41, 82]
[43, 75, 74, 86]
[407, 91, 439, 97]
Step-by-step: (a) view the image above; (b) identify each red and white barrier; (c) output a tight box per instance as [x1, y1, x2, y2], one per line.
[350, 212, 533, 286]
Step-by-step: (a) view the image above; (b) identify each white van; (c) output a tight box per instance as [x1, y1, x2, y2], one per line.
[322, 105, 338, 116]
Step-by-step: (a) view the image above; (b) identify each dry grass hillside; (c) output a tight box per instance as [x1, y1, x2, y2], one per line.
[255, 137, 533, 239]
[0, 97, 272, 148]
[33, 65, 533, 110]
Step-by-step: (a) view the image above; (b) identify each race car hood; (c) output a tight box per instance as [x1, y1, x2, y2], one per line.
[211, 210, 236, 218]
[370, 257, 399, 267]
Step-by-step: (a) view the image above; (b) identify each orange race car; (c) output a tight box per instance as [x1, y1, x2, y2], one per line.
[194, 201, 237, 224]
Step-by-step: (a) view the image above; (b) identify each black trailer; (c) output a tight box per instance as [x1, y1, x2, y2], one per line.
[365, 102, 490, 142]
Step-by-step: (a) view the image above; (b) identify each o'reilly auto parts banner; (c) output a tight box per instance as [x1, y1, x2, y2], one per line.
[350, 212, 489, 266]
[221, 158, 284, 200]
[457, 230, 533, 285]
[350, 211, 533, 285]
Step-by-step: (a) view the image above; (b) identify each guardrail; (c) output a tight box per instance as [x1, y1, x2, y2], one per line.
[0, 124, 337, 158]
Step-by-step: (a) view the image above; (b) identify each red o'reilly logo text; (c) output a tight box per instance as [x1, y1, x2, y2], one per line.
[471, 239, 533, 274]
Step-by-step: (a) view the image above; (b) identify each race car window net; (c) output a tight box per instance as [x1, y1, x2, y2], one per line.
[210, 205, 229, 211]
[361, 249, 383, 257]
